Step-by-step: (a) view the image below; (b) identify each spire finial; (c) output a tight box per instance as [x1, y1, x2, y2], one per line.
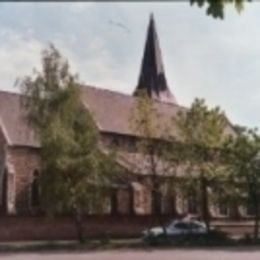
[133, 14, 177, 104]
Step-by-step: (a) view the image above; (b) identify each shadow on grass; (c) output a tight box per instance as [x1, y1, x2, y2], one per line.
[0, 239, 146, 254]
[2, 236, 260, 254]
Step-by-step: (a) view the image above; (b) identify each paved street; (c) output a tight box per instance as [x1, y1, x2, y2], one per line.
[1, 248, 260, 260]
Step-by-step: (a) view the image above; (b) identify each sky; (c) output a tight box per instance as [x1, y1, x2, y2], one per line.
[0, 1, 260, 129]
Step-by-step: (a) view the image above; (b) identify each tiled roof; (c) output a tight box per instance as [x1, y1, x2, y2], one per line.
[81, 85, 185, 138]
[0, 85, 234, 148]
[0, 91, 39, 147]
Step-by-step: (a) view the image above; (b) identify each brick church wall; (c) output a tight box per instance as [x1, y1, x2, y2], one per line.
[0, 215, 256, 241]
[0, 215, 173, 241]
[6, 147, 40, 214]
[0, 126, 244, 219]
[0, 128, 7, 207]
[117, 188, 132, 214]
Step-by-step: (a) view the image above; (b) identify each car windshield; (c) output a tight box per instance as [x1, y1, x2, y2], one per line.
[190, 222, 202, 229]
[174, 222, 190, 229]
[167, 221, 178, 229]
[167, 220, 204, 230]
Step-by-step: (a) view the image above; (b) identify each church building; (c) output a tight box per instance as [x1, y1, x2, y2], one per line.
[0, 15, 249, 219]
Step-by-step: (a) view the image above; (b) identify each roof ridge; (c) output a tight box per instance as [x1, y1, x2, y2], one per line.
[0, 89, 21, 97]
[81, 84, 186, 110]
[0, 85, 187, 111]
[82, 84, 132, 98]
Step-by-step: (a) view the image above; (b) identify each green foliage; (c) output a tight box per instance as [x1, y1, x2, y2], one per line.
[224, 127, 260, 204]
[131, 90, 163, 155]
[223, 127, 260, 184]
[19, 44, 116, 216]
[131, 90, 158, 138]
[223, 127, 260, 239]
[131, 90, 176, 218]
[130, 90, 174, 174]
[176, 98, 229, 228]
[190, 0, 251, 19]
[176, 98, 228, 170]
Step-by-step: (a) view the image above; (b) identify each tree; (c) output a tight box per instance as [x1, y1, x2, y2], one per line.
[130, 90, 177, 232]
[190, 0, 251, 19]
[19, 44, 117, 243]
[224, 127, 260, 240]
[176, 98, 228, 230]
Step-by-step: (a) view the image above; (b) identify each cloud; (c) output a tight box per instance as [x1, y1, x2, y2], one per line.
[68, 2, 94, 13]
[0, 28, 43, 92]
[1, 2, 260, 128]
[0, 23, 129, 97]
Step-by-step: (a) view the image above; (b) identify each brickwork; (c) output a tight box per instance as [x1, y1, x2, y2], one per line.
[117, 188, 132, 214]
[0, 215, 173, 241]
[6, 147, 40, 214]
[0, 127, 251, 220]
[0, 215, 257, 241]
[133, 182, 150, 215]
[0, 128, 6, 209]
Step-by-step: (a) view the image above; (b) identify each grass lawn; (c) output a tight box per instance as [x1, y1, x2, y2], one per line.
[1, 236, 260, 253]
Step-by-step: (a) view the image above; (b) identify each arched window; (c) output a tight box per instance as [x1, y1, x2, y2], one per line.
[112, 137, 120, 147]
[110, 188, 118, 215]
[31, 170, 40, 209]
[246, 200, 255, 216]
[219, 202, 229, 216]
[187, 193, 198, 214]
[0, 168, 7, 214]
[152, 190, 162, 215]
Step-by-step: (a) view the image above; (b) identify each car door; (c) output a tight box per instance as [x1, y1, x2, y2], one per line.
[190, 222, 206, 234]
[171, 222, 190, 235]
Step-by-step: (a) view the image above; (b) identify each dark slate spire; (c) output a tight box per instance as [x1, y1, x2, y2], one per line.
[134, 14, 177, 104]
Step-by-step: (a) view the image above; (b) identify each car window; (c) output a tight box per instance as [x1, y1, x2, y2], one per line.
[174, 222, 190, 229]
[167, 221, 177, 229]
[190, 223, 201, 229]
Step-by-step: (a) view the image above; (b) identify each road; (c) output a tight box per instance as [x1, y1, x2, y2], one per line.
[1, 248, 260, 260]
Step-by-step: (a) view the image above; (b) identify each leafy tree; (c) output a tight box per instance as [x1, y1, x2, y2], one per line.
[224, 127, 260, 240]
[176, 98, 228, 230]
[131, 90, 177, 232]
[190, 0, 251, 19]
[19, 45, 116, 243]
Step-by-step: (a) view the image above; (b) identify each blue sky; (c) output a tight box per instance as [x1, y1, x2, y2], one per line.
[0, 2, 260, 129]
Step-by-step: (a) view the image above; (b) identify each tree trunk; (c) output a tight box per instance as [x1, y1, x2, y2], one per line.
[158, 212, 167, 238]
[151, 185, 168, 237]
[73, 209, 85, 243]
[250, 183, 259, 241]
[152, 189, 167, 238]
[201, 174, 210, 231]
[129, 186, 135, 215]
[149, 151, 167, 238]
[253, 199, 259, 241]
[110, 188, 118, 215]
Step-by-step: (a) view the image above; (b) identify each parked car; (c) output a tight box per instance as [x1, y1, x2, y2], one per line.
[142, 219, 208, 240]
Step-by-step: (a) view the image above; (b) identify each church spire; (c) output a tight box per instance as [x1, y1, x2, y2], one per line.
[134, 14, 177, 104]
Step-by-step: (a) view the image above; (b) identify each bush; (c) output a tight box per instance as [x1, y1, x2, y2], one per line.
[143, 230, 229, 247]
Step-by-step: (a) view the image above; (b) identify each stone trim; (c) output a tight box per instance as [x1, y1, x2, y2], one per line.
[0, 118, 11, 145]
[5, 160, 16, 214]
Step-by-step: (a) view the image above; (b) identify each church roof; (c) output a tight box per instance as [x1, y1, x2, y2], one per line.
[0, 85, 186, 148]
[0, 90, 39, 147]
[81, 85, 184, 138]
[134, 14, 177, 104]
